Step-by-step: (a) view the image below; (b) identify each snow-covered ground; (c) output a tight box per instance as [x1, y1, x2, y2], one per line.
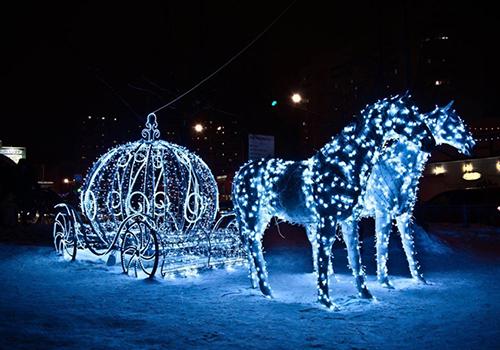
[1, 225, 499, 349]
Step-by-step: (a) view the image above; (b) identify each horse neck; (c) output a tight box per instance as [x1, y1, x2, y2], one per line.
[387, 141, 431, 176]
[314, 117, 385, 185]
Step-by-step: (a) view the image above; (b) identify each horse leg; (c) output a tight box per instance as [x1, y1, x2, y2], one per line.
[316, 224, 338, 310]
[396, 213, 426, 284]
[341, 219, 373, 299]
[246, 220, 273, 298]
[306, 225, 319, 273]
[243, 233, 259, 289]
[375, 211, 394, 288]
[238, 215, 259, 289]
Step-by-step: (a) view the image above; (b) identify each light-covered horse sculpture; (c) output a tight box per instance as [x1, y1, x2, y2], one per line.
[232, 94, 435, 309]
[360, 102, 475, 287]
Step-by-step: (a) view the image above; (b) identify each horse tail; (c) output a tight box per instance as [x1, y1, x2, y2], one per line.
[231, 160, 251, 254]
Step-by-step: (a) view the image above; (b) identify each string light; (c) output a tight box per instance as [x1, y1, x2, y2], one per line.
[361, 101, 474, 287]
[233, 93, 440, 310]
[471, 125, 500, 142]
[474, 136, 500, 142]
[54, 113, 245, 277]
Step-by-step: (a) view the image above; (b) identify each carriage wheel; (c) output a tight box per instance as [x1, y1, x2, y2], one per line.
[53, 207, 77, 261]
[120, 218, 159, 278]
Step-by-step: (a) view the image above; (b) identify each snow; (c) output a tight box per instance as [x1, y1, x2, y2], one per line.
[1, 225, 499, 349]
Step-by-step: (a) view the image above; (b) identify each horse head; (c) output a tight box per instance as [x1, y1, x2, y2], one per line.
[421, 101, 475, 155]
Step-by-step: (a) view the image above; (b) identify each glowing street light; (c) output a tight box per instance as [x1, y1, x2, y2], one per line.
[194, 123, 204, 133]
[291, 93, 302, 104]
[63, 178, 70, 184]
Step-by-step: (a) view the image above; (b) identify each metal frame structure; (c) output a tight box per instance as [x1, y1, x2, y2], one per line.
[53, 114, 245, 278]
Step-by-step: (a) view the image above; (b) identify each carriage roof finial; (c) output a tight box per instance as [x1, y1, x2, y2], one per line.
[142, 113, 161, 141]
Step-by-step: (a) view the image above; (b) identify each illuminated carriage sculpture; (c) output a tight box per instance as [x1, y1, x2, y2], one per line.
[53, 113, 244, 277]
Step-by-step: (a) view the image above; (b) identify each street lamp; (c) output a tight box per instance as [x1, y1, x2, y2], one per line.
[63, 178, 70, 184]
[291, 93, 302, 104]
[194, 123, 204, 133]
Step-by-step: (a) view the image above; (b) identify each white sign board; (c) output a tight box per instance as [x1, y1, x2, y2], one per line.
[0, 146, 26, 164]
[248, 134, 274, 161]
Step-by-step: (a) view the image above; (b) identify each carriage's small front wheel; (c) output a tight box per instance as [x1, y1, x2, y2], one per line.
[120, 218, 159, 278]
[53, 206, 77, 261]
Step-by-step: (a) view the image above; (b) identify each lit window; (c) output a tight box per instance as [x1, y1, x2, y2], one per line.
[433, 165, 446, 175]
[463, 172, 481, 181]
[462, 163, 474, 173]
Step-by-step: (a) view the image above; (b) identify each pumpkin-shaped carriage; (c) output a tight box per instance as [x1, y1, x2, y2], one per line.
[53, 114, 244, 277]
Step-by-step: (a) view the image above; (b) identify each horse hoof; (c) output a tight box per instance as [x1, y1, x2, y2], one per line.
[319, 299, 340, 311]
[414, 276, 428, 285]
[260, 286, 273, 298]
[359, 288, 374, 299]
[379, 279, 395, 289]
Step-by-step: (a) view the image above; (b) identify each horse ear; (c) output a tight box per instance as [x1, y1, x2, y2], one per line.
[401, 90, 411, 99]
[443, 100, 454, 111]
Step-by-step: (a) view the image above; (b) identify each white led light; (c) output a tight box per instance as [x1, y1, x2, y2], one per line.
[54, 113, 245, 277]
[231, 93, 474, 309]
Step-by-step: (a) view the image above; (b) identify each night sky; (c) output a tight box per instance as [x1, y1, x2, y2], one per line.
[1, 1, 498, 169]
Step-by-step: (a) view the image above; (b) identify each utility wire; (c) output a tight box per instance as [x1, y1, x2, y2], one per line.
[150, 0, 298, 115]
[94, 72, 141, 122]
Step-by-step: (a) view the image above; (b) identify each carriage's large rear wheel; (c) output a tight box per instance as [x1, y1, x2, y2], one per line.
[120, 217, 159, 278]
[53, 205, 77, 261]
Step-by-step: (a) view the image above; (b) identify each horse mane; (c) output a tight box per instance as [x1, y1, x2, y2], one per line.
[317, 93, 413, 157]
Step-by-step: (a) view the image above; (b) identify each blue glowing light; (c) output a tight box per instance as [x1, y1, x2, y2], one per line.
[232, 93, 462, 310]
[54, 113, 245, 277]
[80, 113, 219, 238]
[360, 101, 475, 287]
